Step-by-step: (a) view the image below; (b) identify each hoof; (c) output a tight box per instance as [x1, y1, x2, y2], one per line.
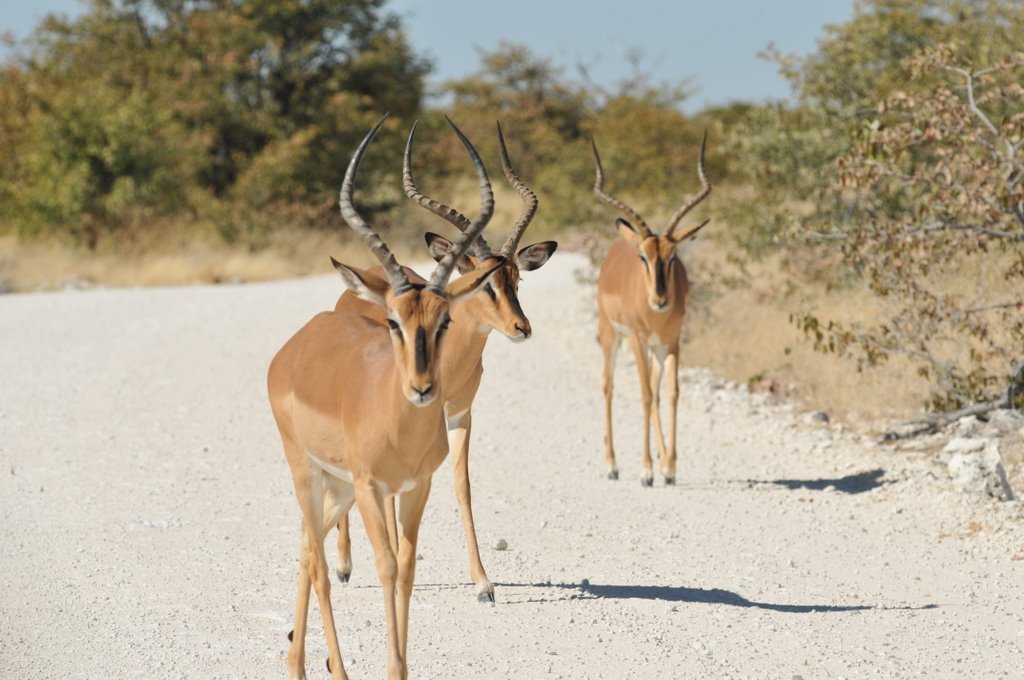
[476, 582, 495, 603]
[607, 470, 619, 481]
[641, 477, 654, 488]
[664, 476, 676, 486]
[326, 657, 331, 672]
[336, 569, 350, 584]
[288, 629, 294, 642]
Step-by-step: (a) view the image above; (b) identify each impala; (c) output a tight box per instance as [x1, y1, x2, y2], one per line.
[267, 115, 504, 680]
[334, 121, 557, 603]
[592, 133, 711, 486]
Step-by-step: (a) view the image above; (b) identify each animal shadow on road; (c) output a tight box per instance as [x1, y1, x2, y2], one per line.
[745, 467, 887, 495]
[501, 582, 936, 614]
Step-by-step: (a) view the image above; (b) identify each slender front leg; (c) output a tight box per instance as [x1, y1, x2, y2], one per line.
[354, 481, 405, 680]
[386, 496, 400, 557]
[664, 350, 680, 484]
[648, 347, 669, 479]
[599, 314, 620, 479]
[336, 516, 352, 584]
[395, 478, 432, 660]
[629, 334, 654, 486]
[448, 406, 493, 602]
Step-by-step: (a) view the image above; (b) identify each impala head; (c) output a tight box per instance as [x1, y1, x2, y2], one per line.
[405, 120, 557, 342]
[334, 114, 504, 407]
[591, 132, 712, 312]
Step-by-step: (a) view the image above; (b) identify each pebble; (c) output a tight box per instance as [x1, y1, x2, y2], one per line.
[492, 538, 508, 551]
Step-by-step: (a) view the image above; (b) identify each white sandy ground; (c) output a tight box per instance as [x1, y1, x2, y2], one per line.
[2, 252, 1023, 679]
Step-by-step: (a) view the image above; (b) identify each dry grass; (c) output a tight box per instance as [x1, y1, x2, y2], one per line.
[677, 240, 936, 428]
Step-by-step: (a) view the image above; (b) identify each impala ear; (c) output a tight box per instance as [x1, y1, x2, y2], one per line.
[445, 256, 506, 305]
[616, 218, 643, 245]
[516, 241, 557, 271]
[424, 232, 475, 274]
[331, 257, 389, 305]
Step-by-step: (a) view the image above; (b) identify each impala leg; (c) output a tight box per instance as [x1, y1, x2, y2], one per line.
[448, 406, 494, 602]
[354, 482, 405, 679]
[649, 347, 670, 481]
[599, 315, 621, 480]
[629, 334, 654, 486]
[336, 515, 352, 584]
[302, 470, 350, 680]
[287, 530, 312, 680]
[395, 479, 432, 660]
[664, 350, 680, 484]
[386, 496, 400, 557]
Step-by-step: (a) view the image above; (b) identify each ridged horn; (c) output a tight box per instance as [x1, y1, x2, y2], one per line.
[591, 137, 651, 237]
[338, 113, 412, 294]
[403, 121, 492, 257]
[497, 121, 539, 257]
[426, 116, 496, 292]
[665, 131, 712, 239]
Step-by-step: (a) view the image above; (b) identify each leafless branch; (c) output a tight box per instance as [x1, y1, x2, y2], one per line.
[910, 220, 1024, 242]
[961, 301, 1022, 314]
[880, 361, 1024, 441]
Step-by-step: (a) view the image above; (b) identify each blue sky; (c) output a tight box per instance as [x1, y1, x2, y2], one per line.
[2, 0, 854, 111]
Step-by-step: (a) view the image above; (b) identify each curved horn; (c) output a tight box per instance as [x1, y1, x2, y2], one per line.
[427, 116, 496, 292]
[339, 113, 412, 294]
[591, 137, 651, 237]
[665, 130, 712, 239]
[497, 121, 539, 257]
[403, 121, 492, 257]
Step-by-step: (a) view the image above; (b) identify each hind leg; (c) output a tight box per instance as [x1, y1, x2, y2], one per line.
[336, 515, 353, 584]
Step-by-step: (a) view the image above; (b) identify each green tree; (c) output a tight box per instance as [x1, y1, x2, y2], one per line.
[794, 44, 1024, 413]
[1, 0, 429, 248]
[723, 0, 1024, 255]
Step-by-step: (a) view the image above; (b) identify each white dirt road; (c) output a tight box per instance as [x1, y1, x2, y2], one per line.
[2, 252, 1023, 679]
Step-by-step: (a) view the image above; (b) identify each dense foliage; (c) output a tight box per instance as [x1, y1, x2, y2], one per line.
[724, 0, 1024, 410]
[0, 0, 428, 247]
[2, 0, 1021, 412]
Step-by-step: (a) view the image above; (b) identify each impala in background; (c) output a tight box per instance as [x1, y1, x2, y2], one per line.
[592, 133, 712, 486]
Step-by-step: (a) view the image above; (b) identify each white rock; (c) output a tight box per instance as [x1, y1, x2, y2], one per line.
[953, 416, 982, 437]
[947, 441, 1015, 501]
[986, 409, 1024, 434]
[942, 437, 988, 455]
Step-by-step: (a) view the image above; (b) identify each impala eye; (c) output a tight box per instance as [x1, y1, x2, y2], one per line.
[483, 283, 497, 302]
[437, 316, 451, 338]
[639, 256, 650, 270]
[387, 318, 401, 335]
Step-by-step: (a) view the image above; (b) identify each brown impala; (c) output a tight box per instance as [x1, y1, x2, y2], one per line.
[267, 115, 504, 680]
[592, 133, 711, 486]
[333, 121, 556, 603]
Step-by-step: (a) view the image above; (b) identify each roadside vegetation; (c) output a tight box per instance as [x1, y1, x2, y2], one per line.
[1, 0, 1021, 424]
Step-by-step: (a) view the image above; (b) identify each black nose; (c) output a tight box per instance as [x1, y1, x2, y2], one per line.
[413, 384, 433, 399]
[515, 324, 531, 339]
